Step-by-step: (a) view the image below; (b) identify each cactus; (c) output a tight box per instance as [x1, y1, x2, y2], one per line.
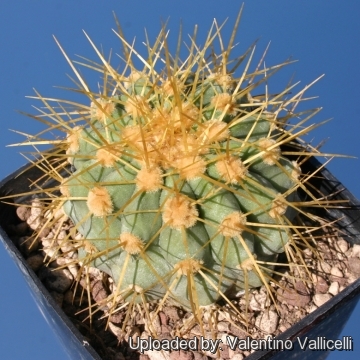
[61, 67, 301, 310]
[6, 9, 335, 337]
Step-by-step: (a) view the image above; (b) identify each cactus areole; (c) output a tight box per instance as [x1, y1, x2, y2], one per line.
[20, 12, 321, 315]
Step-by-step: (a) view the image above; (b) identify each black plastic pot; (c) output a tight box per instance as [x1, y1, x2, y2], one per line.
[0, 155, 359, 360]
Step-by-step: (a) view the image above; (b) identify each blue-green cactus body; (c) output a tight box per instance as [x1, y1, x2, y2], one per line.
[62, 70, 300, 309]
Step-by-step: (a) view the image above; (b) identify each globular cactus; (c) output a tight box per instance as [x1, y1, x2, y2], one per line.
[62, 68, 300, 310]
[9, 11, 325, 331]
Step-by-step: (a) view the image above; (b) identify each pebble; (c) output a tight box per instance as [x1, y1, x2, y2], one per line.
[330, 266, 343, 278]
[15, 222, 29, 236]
[50, 257, 79, 278]
[254, 291, 269, 310]
[42, 238, 57, 248]
[255, 310, 279, 334]
[336, 239, 349, 253]
[313, 293, 332, 307]
[145, 311, 161, 334]
[202, 349, 218, 359]
[312, 275, 329, 294]
[41, 246, 58, 259]
[302, 248, 313, 258]
[229, 355, 244, 360]
[57, 230, 68, 240]
[26, 254, 44, 272]
[87, 266, 103, 279]
[16, 206, 31, 221]
[91, 279, 109, 306]
[348, 257, 360, 277]
[277, 281, 310, 307]
[328, 282, 340, 296]
[318, 261, 331, 273]
[51, 207, 69, 223]
[217, 321, 230, 332]
[50, 256, 67, 267]
[26, 199, 43, 230]
[18, 236, 38, 256]
[145, 350, 171, 360]
[352, 244, 360, 258]
[278, 324, 289, 332]
[60, 241, 76, 258]
[174, 350, 196, 360]
[66, 262, 79, 279]
[193, 352, 208, 360]
[44, 267, 73, 293]
[249, 294, 261, 311]
[75, 232, 84, 240]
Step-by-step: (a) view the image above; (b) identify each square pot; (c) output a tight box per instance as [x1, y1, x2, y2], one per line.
[0, 154, 359, 360]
